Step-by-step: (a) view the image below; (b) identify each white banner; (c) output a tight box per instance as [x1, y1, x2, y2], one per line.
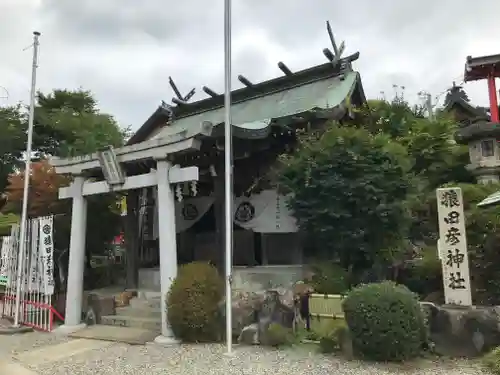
[233, 190, 298, 233]
[28, 219, 40, 292]
[436, 187, 472, 306]
[8, 224, 19, 288]
[38, 216, 55, 295]
[0, 236, 12, 282]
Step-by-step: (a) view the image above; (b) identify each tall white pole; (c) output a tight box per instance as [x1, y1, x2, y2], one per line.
[14, 31, 40, 327]
[223, 0, 233, 355]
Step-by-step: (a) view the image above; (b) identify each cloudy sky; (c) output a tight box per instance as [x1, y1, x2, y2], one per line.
[1, 0, 499, 130]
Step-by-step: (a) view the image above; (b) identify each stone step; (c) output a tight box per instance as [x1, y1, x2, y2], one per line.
[129, 297, 161, 309]
[115, 306, 161, 319]
[100, 314, 161, 332]
[135, 290, 161, 300]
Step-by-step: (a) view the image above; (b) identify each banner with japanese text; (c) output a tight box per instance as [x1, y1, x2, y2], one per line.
[436, 187, 472, 306]
[38, 216, 55, 295]
[0, 236, 12, 286]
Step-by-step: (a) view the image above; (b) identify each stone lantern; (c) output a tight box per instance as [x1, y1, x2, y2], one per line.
[456, 121, 500, 184]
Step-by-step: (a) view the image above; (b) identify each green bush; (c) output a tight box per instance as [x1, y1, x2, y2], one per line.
[318, 318, 348, 353]
[265, 323, 295, 347]
[310, 262, 350, 295]
[399, 246, 443, 298]
[167, 262, 224, 342]
[342, 281, 426, 362]
[483, 347, 500, 374]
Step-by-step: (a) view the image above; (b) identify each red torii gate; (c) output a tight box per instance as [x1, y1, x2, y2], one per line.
[464, 53, 500, 123]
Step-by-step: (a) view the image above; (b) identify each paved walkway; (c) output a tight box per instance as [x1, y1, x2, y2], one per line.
[0, 332, 488, 375]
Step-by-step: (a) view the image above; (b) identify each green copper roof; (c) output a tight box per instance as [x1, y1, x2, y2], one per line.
[478, 190, 500, 207]
[152, 71, 360, 140]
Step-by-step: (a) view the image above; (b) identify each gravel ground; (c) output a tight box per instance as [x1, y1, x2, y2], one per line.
[4, 338, 483, 375]
[0, 331, 70, 358]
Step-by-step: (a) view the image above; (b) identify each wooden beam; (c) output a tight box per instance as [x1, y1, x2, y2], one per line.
[238, 75, 253, 87]
[203, 86, 218, 97]
[278, 62, 293, 76]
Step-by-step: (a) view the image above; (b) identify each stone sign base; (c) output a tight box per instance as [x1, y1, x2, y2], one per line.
[422, 302, 500, 357]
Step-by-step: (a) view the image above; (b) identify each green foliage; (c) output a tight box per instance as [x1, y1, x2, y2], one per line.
[317, 318, 348, 354]
[342, 281, 426, 362]
[265, 323, 295, 347]
[400, 246, 443, 298]
[355, 97, 473, 190]
[167, 262, 224, 342]
[310, 262, 350, 294]
[402, 117, 473, 188]
[354, 97, 420, 138]
[0, 213, 19, 236]
[0, 105, 26, 192]
[483, 347, 500, 374]
[32, 89, 127, 157]
[280, 124, 412, 274]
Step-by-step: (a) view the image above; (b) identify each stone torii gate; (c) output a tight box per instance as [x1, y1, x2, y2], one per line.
[49, 122, 212, 344]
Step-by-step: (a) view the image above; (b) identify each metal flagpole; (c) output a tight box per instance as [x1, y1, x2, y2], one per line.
[223, 0, 233, 355]
[13, 31, 41, 327]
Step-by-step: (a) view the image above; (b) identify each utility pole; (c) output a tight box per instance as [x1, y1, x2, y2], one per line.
[13, 31, 40, 327]
[418, 91, 434, 121]
[223, 0, 234, 355]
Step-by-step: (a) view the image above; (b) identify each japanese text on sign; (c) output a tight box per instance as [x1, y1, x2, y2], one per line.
[38, 216, 55, 295]
[436, 187, 472, 306]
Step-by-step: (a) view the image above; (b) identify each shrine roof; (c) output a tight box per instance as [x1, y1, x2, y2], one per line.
[443, 94, 489, 121]
[464, 53, 500, 82]
[128, 55, 365, 145]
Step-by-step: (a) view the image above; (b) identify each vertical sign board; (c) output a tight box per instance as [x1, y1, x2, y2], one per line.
[0, 237, 11, 287]
[38, 216, 55, 295]
[28, 219, 40, 292]
[436, 187, 472, 306]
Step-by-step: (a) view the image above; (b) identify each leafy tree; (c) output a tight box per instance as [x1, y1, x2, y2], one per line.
[355, 97, 473, 189]
[279, 124, 413, 278]
[0, 213, 19, 237]
[3, 160, 70, 217]
[32, 89, 129, 157]
[402, 116, 474, 189]
[1, 89, 128, 291]
[354, 97, 419, 138]
[0, 105, 26, 193]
